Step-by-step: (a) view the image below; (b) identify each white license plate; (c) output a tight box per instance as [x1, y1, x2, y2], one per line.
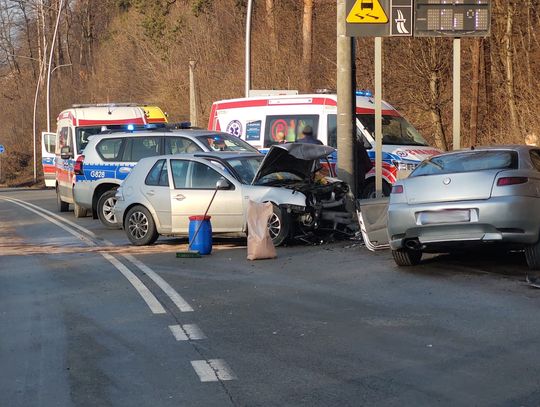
[417, 209, 471, 225]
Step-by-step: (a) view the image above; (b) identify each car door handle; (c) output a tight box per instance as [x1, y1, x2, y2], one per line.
[174, 194, 186, 201]
[146, 190, 155, 196]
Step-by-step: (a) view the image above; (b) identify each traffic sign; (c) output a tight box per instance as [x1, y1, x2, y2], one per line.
[390, 0, 413, 37]
[346, 0, 388, 24]
[346, 0, 414, 37]
[414, 0, 491, 37]
[0, 145, 4, 154]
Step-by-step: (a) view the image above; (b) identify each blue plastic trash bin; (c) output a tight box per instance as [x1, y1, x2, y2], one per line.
[188, 215, 212, 255]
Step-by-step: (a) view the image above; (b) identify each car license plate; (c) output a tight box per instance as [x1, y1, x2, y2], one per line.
[417, 209, 471, 225]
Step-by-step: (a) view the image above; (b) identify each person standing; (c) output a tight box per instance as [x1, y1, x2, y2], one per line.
[296, 125, 323, 145]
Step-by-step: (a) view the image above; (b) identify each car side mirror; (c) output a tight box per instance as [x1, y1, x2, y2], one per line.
[60, 146, 73, 159]
[216, 177, 232, 190]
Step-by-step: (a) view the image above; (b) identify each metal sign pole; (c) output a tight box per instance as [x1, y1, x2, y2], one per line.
[374, 36, 383, 197]
[453, 38, 461, 150]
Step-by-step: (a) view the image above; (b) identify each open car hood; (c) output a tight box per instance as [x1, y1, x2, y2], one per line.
[252, 143, 336, 184]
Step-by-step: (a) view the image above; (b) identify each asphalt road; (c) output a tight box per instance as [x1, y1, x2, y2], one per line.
[1, 188, 540, 407]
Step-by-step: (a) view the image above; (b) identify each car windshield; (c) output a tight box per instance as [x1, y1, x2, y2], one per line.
[410, 150, 518, 177]
[357, 114, 428, 146]
[196, 134, 259, 152]
[206, 156, 263, 184]
[225, 156, 263, 184]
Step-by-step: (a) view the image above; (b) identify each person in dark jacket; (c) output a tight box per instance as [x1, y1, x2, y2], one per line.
[296, 125, 323, 145]
[355, 134, 373, 195]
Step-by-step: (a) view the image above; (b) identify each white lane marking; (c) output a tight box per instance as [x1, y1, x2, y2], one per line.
[169, 324, 206, 341]
[101, 252, 166, 314]
[123, 254, 194, 312]
[2, 198, 97, 247]
[1, 197, 166, 315]
[3, 197, 194, 316]
[191, 359, 237, 382]
[169, 325, 188, 341]
[4, 197, 102, 240]
[184, 324, 206, 340]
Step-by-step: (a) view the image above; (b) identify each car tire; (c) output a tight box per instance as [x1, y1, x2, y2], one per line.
[268, 204, 290, 247]
[73, 202, 88, 218]
[124, 205, 159, 246]
[57, 189, 69, 212]
[392, 248, 422, 266]
[525, 241, 540, 270]
[360, 180, 391, 200]
[97, 190, 120, 229]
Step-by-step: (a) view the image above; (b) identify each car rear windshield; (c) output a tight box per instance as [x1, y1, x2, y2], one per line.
[410, 150, 518, 177]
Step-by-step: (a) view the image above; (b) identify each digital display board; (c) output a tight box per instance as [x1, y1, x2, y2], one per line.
[414, 0, 491, 37]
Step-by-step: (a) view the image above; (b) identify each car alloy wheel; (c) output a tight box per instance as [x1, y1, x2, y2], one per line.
[97, 190, 120, 229]
[128, 210, 149, 240]
[124, 205, 159, 246]
[267, 204, 290, 246]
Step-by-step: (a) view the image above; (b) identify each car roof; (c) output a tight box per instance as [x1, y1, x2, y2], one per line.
[139, 151, 261, 162]
[86, 129, 234, 142]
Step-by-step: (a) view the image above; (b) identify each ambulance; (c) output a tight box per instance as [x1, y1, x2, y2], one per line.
[41, 104, 167, 188]
[51, 103, 167, 216]
[208, 92, 441, 198]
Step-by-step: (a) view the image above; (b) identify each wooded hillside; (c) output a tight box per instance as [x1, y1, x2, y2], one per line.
[0, 0, 537, 185]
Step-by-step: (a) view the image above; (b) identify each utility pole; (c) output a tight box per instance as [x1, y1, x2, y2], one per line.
[245, 0, 253, 97]
[336, 0, 355, 197]
[189, 60, 199, 127]
[46, 0, 64, 132]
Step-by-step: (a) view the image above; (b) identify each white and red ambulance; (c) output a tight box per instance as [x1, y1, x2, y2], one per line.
[41, 104, 167, 189]
[208, 92, 441, 197]
[52, 103, 167, 216]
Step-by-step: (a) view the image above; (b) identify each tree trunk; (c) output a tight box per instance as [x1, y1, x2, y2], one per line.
[265, 0, 278, 54]
[429, 70, 448, 151]
[302, 0, 313, 91]
[502, 2, 520, 142]
[469, 38, 481, 146]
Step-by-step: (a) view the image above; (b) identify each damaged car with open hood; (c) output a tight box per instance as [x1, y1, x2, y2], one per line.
[114, 143, 355, 246]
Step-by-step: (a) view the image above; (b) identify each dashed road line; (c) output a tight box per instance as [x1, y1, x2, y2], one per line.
[169, 324, 206, 341]
[191, 359, 237, 382]
[3, 196, 237, 384]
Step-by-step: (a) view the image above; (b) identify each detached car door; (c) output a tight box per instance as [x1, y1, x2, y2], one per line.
[169, 159, 244, 233]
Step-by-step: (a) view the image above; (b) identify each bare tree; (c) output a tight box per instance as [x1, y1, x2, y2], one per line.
[469, 38, 481, 146]
[301, 0, 313, 91]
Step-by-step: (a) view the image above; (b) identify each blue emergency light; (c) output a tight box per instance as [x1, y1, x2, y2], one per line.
[356, 90, 373, 97]
[127, 124, 135, 131]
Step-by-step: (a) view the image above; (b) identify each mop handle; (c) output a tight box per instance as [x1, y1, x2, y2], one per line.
[188, 187, 219, 250]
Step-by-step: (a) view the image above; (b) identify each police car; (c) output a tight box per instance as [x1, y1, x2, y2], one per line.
[73, 128, 259, 228]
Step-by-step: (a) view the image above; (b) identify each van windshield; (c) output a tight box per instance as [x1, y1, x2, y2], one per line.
[357, 114, 428, 146]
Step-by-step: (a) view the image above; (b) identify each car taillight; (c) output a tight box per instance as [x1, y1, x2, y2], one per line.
[496, 176, 528, 186]
[392, 185, 404, 194]
[74, 155, 84, 175]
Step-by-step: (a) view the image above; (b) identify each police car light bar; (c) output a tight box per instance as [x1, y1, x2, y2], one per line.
[356, 90, 373, 97]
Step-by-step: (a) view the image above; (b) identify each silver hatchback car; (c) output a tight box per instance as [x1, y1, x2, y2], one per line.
[387, 145, 540, 269]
